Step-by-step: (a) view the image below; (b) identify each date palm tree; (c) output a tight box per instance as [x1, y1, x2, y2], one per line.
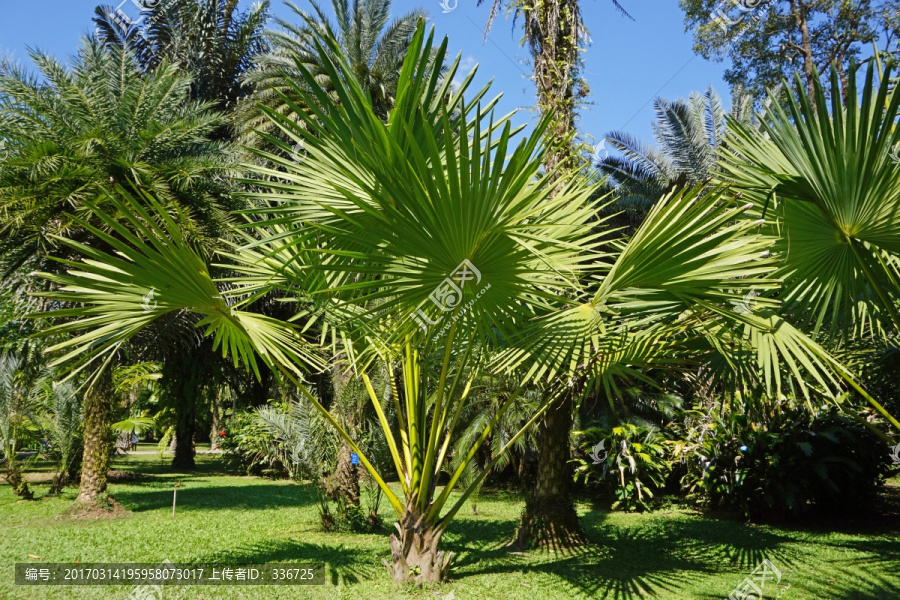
[598, 85, 756, 219]
[34, 26, 874, 582]
[94, 0, 270, 112]
[236, 0, 426, 144]
[0, 38, 240, 501]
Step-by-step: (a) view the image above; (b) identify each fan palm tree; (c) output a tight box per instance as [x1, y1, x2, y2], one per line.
[721, 62, 900, 346]
[720, 61, 900, 433]
[34, 26, 877, 582]
[236, 0, 426, 145]
[94, 0, 270, 112]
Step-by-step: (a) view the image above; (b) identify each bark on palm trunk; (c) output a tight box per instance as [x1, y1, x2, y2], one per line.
[6, 462, 34, 500]
[326, 361, 361, 514]
[166, 357, 201, 471]
[210, 394, 221, 451]
[384, 497, 454, 584]
[330, 442, 360, 511]
[512, 0, 585, 549]
[515, 394, 583, 548]
[77, 385, 112, 504]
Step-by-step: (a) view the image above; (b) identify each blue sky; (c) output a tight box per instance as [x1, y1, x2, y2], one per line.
[0, 0, 734, 146]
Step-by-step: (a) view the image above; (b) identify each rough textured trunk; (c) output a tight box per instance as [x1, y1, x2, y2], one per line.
[48, 470, 69, 496]
[789, 0, 816, 107]
[77, 385, 112, 504]
[326, 361, 361, 513]
[527, 0, 580, 179]
[383, 498, 453, 584]
[166, 358, 201, 471]
[172, 417, 196, 471]
[328, 442, 360, 511]
[513, 0, 585, 550]
[6, 463, 34, 500]
[515, 394, 584, 549]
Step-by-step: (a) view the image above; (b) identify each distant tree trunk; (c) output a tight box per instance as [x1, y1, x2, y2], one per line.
[789, 0, 816, 107]
[327, 363, 360, 511]
[172, 415, 196, 470]
[210, 394, 221, 451]
[328, 442, 360, 513]
[165, 358, 202, 471]
[77, 383, 112, 504]
[515, 394, 584, 548]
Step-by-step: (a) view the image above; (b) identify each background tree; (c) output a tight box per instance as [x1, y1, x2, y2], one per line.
[0, 39, 240, 501]
[679, 0, 900, 101]
[94, 0, 270, 113]
[597, 85, 752, 221]
[237, 0, 425, 145]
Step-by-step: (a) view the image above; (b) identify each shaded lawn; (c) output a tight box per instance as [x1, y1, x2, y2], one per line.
[1, 453, 898, 599]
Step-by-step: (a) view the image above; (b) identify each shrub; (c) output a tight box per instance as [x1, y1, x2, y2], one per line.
[668, 406, 892, 521]
[573, 423, 669, 512]
[219, 410, 291, 478]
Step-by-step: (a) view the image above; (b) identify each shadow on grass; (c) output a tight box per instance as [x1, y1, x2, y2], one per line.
[445, 509, 807, 600]
[196, 539, 382, 586]
[112, 480, 317, 513]
[817, 536, 900, 600]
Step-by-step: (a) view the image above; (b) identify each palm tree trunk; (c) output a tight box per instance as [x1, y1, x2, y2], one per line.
[166, 354, 202, 471]
[6, 461, 34, 500]
[515, 394, 584, 548]
[172, 412, 196, 470]
[515, 0, 584, 548]
[326, 362, 361, 513]
[331, 442, 360, 511]
[383, 497, 454, 584]
[210, 394, 221, 451]
[77, 385, 112, 504]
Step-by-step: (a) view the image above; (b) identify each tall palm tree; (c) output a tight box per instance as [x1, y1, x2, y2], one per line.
[236, 0, 426, 144]
[0, 38, 241, 501]
[34, 26, 870, 582]
[598, 85, 754, 218]
[479, 0, 633, 548]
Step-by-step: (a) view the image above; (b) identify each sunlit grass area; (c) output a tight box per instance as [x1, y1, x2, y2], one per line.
[2, 454, 898, 600]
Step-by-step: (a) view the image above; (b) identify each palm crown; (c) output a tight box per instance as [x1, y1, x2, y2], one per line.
[0, 39, 239, 278]
[237, 0, 426, 145]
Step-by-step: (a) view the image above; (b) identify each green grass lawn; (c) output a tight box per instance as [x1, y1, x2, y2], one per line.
[2, 454, 898, 600]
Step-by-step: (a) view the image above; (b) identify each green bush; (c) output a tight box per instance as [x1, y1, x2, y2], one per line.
[573, 423, 669, 512]
[668, 406, 892, 521]
[218, 410, 291, 478]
